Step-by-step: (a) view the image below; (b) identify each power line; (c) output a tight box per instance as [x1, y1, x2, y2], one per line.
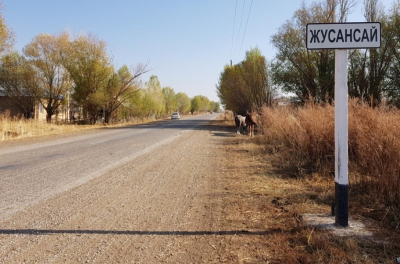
[237, 0, 254, 61]
[234, 0, 246, 61]
[230, 0, 238, 64]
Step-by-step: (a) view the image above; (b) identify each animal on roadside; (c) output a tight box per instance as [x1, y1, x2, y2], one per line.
[245, 112, 257, 137]
[234, 115, 247, 135]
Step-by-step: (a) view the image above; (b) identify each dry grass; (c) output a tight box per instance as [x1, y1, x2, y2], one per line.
[0, 112, 94, 142]
[258, 100, 400, 227]
[0, 112, 186, 142]
[212, 114, 400, 263]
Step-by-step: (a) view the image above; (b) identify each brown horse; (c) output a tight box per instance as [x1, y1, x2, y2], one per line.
[245, 112, 257, 137]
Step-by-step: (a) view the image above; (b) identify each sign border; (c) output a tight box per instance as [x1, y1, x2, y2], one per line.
[306, 22, 381, 50]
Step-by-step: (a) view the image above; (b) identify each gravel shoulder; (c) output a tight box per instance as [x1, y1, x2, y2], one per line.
[0, 121, 238, 263]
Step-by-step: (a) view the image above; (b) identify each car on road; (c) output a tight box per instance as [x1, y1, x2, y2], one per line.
[171, 112, 180, 119]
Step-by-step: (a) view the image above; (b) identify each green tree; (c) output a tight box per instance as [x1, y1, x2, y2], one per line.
[0, 3, 13, 55]
[162, 86, 177, 114]
[148, 75, 165, 117]
[175, 92, 191, 114]
[271, 0, 353, 103]
[103, 64, 148, 123]
[62, 34, 113, 124]
[23, 33, 71, 123]
[240, 47, 271, 109]
[217, 47, 269, 113]
[191, 95, 210, 113]
[217, 64, 250, 114]
[138, 75, 165, 118]
[210, 101, 220, 112]
[0, 51, 35, 117]
[126, 88, 146, 117]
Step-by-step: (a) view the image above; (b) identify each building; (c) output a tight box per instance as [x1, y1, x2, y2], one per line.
[0, 90, 77, 122]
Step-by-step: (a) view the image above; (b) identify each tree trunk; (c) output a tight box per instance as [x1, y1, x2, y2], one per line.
[46, 114, 52, 123]
[104, 111, 111, 124]
[45, 105, 54, 123]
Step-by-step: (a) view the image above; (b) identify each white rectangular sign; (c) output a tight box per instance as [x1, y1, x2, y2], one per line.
[306, 22, 381, 50]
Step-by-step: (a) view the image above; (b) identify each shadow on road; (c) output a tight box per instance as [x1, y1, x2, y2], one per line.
[0, 228, 283, 236]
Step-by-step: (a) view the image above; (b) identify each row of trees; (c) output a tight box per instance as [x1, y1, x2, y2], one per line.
[216, 47, 272, 114]
[122, 75, 219, 120]
[0, 31, 147, 124]
[271, 0, 400, 107]
[0, 7, 219, 124]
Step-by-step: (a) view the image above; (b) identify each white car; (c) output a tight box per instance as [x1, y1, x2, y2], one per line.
[171, 112, 180, 119]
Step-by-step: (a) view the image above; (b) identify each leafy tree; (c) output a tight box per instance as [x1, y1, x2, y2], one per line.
[62, 34, 113, 124]
[147, 75, 165, 117]
[191, 95, 210, 113]
[23, 33, 71, 122]
[217, 64, 249, 114]
[271, 0, 353, 103]
[136, 75, 166, 118]
[0, 52, 35, 117]
[126, 88, 146, 117]
[210, 101, 220, 112]
[103, 64, 148, 123]
[217, 47, 269, 113]
[0, 5, 31, 116]
[0, 4, 13, 55]
[240, 47, 271, 109]
[162, 86, 177, 114]
[175, 92, 191, 114]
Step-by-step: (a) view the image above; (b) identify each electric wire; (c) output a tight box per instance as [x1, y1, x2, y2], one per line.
[237, 0, 254, 61]
[230, 0, 238, 63]
[234, 0, 246, 61]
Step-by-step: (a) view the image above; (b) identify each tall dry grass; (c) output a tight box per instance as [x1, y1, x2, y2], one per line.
[259, 99, 400, 208]
[0, 111, 90, 141]
[0, 112, 190, 142]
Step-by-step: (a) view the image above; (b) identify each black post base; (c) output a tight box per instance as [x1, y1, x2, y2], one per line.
[335, 182, 348, 227]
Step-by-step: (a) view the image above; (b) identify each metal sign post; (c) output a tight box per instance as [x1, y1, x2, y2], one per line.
[334, 49, 349, 226]
[306, 22, 381, 227]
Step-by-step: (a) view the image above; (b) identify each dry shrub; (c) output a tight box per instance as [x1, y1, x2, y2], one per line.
[222, 110, 234, 121]
[259, 99, 400, 208]
[259, 103, 334, 176]
[349, 101, 400, 206]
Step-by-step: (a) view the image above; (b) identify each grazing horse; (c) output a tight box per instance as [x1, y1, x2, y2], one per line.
[234, 115, 247, 135]
[245, 112, 257, 137]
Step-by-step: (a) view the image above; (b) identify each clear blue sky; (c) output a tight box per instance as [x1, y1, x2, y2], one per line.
[1, 0, 395, 102]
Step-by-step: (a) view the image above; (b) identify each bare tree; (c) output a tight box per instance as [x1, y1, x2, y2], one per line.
[353, 0, 394, 105]
[338, 0, 356, 22]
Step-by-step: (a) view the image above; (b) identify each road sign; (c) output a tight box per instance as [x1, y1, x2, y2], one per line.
[306, 22, 381, 227]
[307, 22, 381, 49]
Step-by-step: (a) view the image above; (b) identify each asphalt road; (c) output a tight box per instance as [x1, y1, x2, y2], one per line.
[0, 113, 220, 221]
